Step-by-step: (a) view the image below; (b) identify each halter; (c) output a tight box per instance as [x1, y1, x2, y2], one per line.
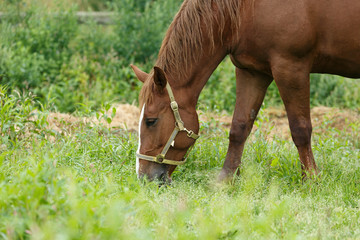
[136, 83, 200, 166]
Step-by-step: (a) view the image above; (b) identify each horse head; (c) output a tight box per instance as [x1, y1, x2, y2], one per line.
[131, 64, 200, 183]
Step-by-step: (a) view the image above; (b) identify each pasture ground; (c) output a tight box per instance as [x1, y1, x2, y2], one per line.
[0, 104, 359, 239]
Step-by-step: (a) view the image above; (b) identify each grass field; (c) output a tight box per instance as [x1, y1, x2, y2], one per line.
[1, 91, 359, 239]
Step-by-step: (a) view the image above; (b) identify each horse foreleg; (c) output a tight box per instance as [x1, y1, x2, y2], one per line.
[272, 60, 319, 178]
[218, 68, 272, 182]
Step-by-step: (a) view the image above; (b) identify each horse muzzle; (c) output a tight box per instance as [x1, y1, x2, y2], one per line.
[138, 163, 172, 184]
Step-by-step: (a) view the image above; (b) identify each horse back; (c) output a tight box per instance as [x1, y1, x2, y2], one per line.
[231, 0, 360, 78]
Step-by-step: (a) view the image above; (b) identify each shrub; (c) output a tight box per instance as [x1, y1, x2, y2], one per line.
[111, 0, 182, 63]
[310, 74, 359, 109]
[0, 4, 78, 99]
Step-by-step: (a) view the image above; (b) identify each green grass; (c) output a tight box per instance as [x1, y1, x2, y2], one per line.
[1, 91, 359, 239]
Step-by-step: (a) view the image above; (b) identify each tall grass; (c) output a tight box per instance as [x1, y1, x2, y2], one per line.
[0, 91, 359, 239]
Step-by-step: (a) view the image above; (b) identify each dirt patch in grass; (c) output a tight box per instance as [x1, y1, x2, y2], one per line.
[199, 106, 359, 140]
[45, 104, 140, 135]
[45, 104, 359, 140]
[266, 106, 359, 140]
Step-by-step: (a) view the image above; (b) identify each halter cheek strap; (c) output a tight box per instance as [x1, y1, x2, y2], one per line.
[136, 83, 200, 166]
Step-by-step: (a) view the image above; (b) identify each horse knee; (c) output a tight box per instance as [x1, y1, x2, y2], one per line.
[289, 121, 312, 147]
[229, 120, 251, 144]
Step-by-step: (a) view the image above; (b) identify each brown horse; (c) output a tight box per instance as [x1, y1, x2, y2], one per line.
[131, 0, 360, 182]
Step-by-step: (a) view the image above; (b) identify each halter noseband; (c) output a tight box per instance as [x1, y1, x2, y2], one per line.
[136, 83, 200, 166]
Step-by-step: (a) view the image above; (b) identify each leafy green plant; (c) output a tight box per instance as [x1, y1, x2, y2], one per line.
[0, 86, 49, 146]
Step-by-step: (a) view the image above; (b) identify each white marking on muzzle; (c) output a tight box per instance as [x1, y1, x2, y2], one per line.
[136, 105, 145, 175]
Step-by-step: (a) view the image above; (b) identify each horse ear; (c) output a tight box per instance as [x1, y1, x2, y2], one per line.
[153, 66, 167, 89]
[131, 64, 148, 83]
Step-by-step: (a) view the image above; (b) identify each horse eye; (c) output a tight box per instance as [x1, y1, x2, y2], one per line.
[145, 118, 158, 127]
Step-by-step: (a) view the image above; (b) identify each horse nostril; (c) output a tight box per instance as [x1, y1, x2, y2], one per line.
[159, 172, 166, 181]
[158, 172, 173, 185]
[138, 165, 169, 183]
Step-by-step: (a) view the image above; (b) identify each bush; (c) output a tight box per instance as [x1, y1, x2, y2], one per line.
[111, 0, 182, 63]
[0, 4, 78, 99]
[310, 74, 359, 109]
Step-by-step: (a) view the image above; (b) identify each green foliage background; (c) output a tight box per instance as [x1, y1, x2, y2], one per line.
[0, 0, 359, 113]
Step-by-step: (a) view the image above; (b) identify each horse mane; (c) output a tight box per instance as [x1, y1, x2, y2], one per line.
[140, 0, 244, 107]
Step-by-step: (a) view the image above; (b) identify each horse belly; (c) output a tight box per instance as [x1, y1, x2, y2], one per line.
[311, 0, 360, 78]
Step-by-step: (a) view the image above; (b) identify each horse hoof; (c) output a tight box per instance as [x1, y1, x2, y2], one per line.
[302, 169, 321, 182]
[217, 170, 233, 183]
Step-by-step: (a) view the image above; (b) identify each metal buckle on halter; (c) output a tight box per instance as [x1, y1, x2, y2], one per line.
[170, 101, 178, 111]
[187, 130, 195, 138]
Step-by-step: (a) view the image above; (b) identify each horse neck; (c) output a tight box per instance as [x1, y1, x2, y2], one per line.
[159, 32, 229, 109]
[181, 49, 227, 106]
[154, 0, 242, 108]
